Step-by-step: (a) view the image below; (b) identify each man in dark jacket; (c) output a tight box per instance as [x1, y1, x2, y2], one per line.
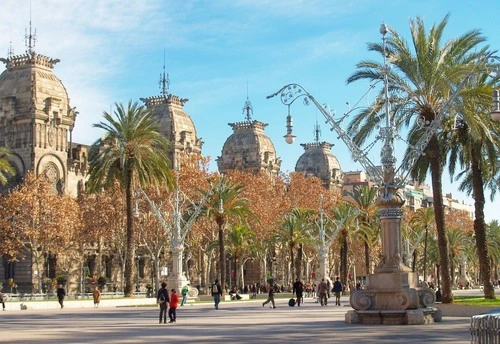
[211, 279, 222, 310]
[56, 284, 66, 309]
[292, 278, 304, 307]
[157, 282, 170, 323]
[332, 277, 343, 306]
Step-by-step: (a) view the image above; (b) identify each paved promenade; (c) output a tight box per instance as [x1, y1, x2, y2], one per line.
[0, 295, 485, 344]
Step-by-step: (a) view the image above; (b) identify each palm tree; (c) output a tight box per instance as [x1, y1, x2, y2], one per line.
[203, 176, 252, 293]
[486, 220, 500, 282]
[346, 14, 488, 303]
[226, 224, 257, 288]
[87, 101, 174, 297]
[447, 73, 500, 298]
[274, 208, 315, 282]
[0, 147, 15, 185]
[410, 207, 435, 282]
[331, 202, 359, 285]
[349, 185, 378, 275]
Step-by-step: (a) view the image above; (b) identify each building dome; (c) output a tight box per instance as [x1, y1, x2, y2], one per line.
[295, 141, 343, 190]
[0, 52, 70, 119]
[217, 98, 280, 176]
[141, 94, 202, 169]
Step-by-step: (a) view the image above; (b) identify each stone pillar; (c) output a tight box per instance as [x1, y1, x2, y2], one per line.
[167, 245, 189, 292]
[348, 186, 438, 324]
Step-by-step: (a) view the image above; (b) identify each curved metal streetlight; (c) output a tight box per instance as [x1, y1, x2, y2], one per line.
[267, 24, 499, 324]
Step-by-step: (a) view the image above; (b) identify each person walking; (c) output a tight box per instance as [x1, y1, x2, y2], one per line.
[156, 282, 170, 324]
[180, 284, 189, 306]
[168, 289, 179, 323]
[57, 284, 66, 309]
[262, 284, 276, 308]
[211, 279, 222, 310]
[292, 278, 304, 307]
[317, 278, 328, 306]
[92, 286, 101, 308]
[332, 277, 343, 306]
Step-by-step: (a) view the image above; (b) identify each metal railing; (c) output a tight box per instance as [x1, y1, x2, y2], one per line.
[471, 312, 500, 343]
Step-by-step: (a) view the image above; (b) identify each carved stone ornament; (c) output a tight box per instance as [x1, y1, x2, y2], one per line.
[47, 126, 56, 147]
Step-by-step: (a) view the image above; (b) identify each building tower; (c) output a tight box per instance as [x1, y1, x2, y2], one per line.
[140, 61, 202, 169]
[294, 121, 343, 191]
[0, 23, 88, 293]
[217, 97, 281, 177]
[0, 22, 86, 196]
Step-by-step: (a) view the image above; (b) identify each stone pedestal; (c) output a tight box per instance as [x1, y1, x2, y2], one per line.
[345, 307, 441, 325]
[344, 186, 439, 325]
[167, 245, 189, 292]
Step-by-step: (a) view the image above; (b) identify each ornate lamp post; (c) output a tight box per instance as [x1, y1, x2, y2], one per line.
[137, 171, 210, 295]
[268, 24, 491, 325]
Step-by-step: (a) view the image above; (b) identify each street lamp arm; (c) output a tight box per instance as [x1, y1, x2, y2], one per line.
[267, 83, 384, 183]
[136, 188, 172, 233]
[179, 190, 214, 242]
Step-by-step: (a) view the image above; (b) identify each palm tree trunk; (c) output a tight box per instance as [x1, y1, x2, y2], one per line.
[124, 175, 135, 297]
[364, 241, 370, 275]
[340, 230, 348, 285]
[296, 244, 303, 279]
[470, 147, 495, 298]
[428, 136, 453, 303]
[423, 225, 429, 282]
[218, 224, 225, 295]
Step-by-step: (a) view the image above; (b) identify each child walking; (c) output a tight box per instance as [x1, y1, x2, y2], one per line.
[169, 289, 179, 323]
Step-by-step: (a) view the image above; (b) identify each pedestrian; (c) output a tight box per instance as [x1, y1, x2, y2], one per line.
[169, 289, 179, 323]
[157, 282, 170, 324]
[180, 284, 190, 306]
[332, 277, 343, 306]
[317, 278, 328, 306]
[57, 284, 66, 309]
[0, 289, 5, 311]
[292, 278, 304, 307]
[435, 287, 442, 302]
[92, 286, 101, 308]
[211, 279, 222, 310]
[262, 284, 276, 308]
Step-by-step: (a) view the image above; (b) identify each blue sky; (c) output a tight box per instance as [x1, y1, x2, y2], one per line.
[1, 0, 499, 222]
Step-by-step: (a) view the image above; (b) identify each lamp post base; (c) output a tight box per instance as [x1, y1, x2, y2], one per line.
[345, 307, 442, 325]
[346, 270, 439, 325]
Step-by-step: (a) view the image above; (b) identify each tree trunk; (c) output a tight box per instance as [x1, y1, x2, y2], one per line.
[470, 146, 495, 298]
[364, 241, 370, 275]
[296, 244, 303, 279]
[218, 224, 225, 295]
[423, 225, 429, 282]
[340, 230, 348, 285]
[124, 177, 135, 297]
[427, 136, 453, 303]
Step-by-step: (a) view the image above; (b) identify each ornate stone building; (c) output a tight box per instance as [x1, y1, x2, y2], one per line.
[217, 97, 281, 285]
[140, 71, 202, 170]
[217, 97, 281, 177]
[0, 49, 87, 196]
[0, 33, 89, 291]
[294, 125, 343, 192]
[0, 36, 203, 292]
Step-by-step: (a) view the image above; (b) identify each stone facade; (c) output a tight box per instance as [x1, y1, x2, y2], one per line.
[294, 141, 343, 191]
[140, 93, 202, 170]
[217, 99, 281, 178]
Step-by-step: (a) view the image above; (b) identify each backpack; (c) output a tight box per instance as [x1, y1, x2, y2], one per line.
[212, 284, 219, 294]
[159, 290, 166, 302]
